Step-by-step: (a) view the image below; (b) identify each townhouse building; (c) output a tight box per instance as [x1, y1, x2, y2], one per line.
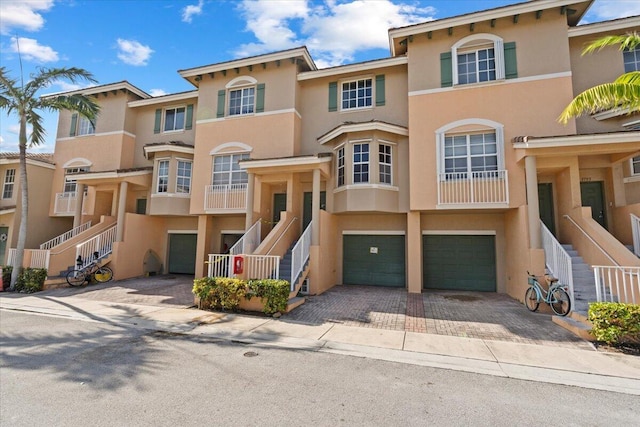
[7, 0, 639, 310]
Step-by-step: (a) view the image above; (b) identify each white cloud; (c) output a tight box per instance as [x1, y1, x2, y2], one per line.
[116, 38, 154, 66]
[237, 0, 435, 67]
[9, 36, 58, 62]
[0, 0, 54, 35]
[182, 0, 204, 23]
[588, 0, 640, 20]
[149, 89, 167, 97]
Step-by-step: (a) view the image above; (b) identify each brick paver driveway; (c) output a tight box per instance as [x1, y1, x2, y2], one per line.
[42, 275, 195, 308]
[284, 285, 593, 349]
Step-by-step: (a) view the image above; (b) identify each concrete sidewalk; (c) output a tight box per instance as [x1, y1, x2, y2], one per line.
[1, 292, 639, 395]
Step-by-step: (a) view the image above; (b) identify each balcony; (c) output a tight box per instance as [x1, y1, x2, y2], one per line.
[54, 192, 87, 215]
[437, 170, 509, 207]
[204, 183, 247, 213]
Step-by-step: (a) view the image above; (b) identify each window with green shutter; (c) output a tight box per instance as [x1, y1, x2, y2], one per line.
[154, 109, 162, 133]
[185, 104, 194, 130]
[375, 75, 385, 106]
[504, 42, 517, 79]
[217, 90, 226, 118]
[256, 83, 265, 113]
[328, 81, 337, 112]
[69, 113, 78, 136]
[440, 52, 453, 87]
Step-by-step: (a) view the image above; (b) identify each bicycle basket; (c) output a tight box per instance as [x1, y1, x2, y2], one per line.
[527, 276, 536, 286]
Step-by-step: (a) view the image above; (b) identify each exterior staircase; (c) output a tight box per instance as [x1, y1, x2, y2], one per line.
[278, 242, 308, 312]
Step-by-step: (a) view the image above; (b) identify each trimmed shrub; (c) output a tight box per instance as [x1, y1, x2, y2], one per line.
[193, 277, 247, 311]
[3, 267, 47, 293]
[247, 279, 290, 315]
[588, 302, 640, 345]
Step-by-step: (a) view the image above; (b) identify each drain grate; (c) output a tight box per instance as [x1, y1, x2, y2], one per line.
[243, 351, 258, 357]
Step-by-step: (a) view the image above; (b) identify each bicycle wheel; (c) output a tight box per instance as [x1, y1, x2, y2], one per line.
[66, 269, 87, 287]
[94, 266, 113, 283]
[524, 287, 539, 312]
[550, 288, 571, 316]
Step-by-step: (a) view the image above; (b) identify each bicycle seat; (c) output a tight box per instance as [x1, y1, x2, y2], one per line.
[545, 275, 559, 283]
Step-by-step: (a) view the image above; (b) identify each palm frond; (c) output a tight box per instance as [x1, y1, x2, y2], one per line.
[26, 110, 47, 147]
[26, 67, 97, 97]
[41, 94, 100, 120]
[582, 32, 640, 54]
[558, 81, 640, 123]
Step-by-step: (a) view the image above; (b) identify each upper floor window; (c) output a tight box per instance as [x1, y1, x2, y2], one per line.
[353, 142, 369, 183]
[379, 144, 392, 185]
[164, 107, 186, 132]
[154, 105, 193, 134]
[64, 167, 89, 193]
[3, 169, 15, 199]
[624, 46, 640, 73]
[442, 34, 516, 87]
[77, 116, 95, 136]
[212, 153, 250, 186]
[157, 160, 169, 193]
[337, 146, 345, 187]
[229, 87, 255, 116]
[176, 160, 192, 194]
[632, 156, 640, 176]
[437, 119, 504, 180]
[342, 78, 372, 110]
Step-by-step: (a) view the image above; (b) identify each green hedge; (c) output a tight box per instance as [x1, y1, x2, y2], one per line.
[193, 277, 290, 315]
[1, 266, 47, 293]
[588, 302, 640, 345]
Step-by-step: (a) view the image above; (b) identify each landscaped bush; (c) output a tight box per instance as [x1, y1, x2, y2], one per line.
[193, 277, 247, 311]
[193, 277, 290, 315]
[247, 279, 290, 315]
[1, 267, 47, 293]
[588, 302, 640, 345]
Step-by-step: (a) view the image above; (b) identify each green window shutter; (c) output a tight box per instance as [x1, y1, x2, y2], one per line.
[256, 83, 265, 113]
[69, 113, 78, 136]
[154, 109, 162, 134]
[375, 75, 385, 106]
[185, 104, 194, 130]
[440, 52, 453, 88]
[217, 90, 226, 118]
[504, 42, 518, 79]
[328, 81, 338, 112]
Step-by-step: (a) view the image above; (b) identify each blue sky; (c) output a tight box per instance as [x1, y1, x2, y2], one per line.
[1, 0, 638, 153]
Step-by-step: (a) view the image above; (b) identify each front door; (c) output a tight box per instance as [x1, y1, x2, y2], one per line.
[538, 183, 555, 235]
[580, 181, 607, 229]
[303, 191, 326, 229]
[0, 226, 8, 264]
[273, 193, 287, 225]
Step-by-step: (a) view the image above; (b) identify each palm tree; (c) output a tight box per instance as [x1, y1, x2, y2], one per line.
[0, 67, 100, 290]
[559, 32, 640, 124]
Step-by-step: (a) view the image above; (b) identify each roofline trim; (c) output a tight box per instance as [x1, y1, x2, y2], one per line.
[42, 81, 150, 100]
[513, 131, 640, 148]
[318, 122, 409, 145]
[298, 56, 407, 81]
[129, 90, 199, 107]
[569, 16, 640, 37]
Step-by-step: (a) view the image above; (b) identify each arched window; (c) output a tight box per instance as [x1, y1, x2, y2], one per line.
[440, 34, 517, 87]
[436, 119, 505, 180]
[209, 143, 253, 186]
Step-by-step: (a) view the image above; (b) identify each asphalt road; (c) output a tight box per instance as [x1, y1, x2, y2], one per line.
[1, 310, 637, 426]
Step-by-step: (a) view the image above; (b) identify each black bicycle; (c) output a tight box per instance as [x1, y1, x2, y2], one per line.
[66, 252, 113, 287]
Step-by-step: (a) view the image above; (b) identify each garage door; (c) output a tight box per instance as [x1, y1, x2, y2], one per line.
[343, 234, 405, 287]
[423, 235, 496, 291]
[168, 234, 197, 274]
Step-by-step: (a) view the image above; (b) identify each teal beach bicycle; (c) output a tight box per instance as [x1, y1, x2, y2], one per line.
[525, 271, 571, 316]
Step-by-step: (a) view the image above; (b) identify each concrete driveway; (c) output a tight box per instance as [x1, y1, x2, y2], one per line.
[40, 277, 591, 349]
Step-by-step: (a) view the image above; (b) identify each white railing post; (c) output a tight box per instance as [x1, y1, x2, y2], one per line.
[40, 221, 92, 250]
[631, 213, 640, 257]
[75, 225, 117, 268]
[438, 170, 508, 205]
[289, 222, 312, 291]
[229, 219, 261, 256]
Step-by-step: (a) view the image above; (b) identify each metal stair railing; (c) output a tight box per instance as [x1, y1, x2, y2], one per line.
[631, 213, 640, 257]
[540, 220, 574, 302]
[289, 222, 312, 292]
[75, 225, 117, 268]
[593, 266, 640, 304]
[229, 219, 261, 256]
[40, 221, 92, 250]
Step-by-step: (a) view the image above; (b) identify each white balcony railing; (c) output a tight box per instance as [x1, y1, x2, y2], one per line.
[631, 213, 640, 257]
[593, 266, 640, 305]
[40, 221, 92, 250]
[204, 184, 248, 211]
[438, 170, 509, 205]
[540, 220, 574, 302]
[54, 192, 87, 215]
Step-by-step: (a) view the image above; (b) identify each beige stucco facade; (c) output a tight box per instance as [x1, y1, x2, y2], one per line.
[5, 0, 639, 307]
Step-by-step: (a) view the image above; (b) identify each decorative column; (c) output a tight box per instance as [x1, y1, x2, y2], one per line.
[525, 156, 541, 249]
[116, 181, 128, 242]
[245, 173, 255, 230]
[73, 184, 85, 228]
[311, 168, 320, 245]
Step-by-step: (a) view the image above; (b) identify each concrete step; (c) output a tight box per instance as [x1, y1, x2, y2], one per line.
[285, 296, 305, 312]
[552, 314, 594, 341]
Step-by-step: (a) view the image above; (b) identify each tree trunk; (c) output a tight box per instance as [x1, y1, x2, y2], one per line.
[9, 112, 29, 291]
